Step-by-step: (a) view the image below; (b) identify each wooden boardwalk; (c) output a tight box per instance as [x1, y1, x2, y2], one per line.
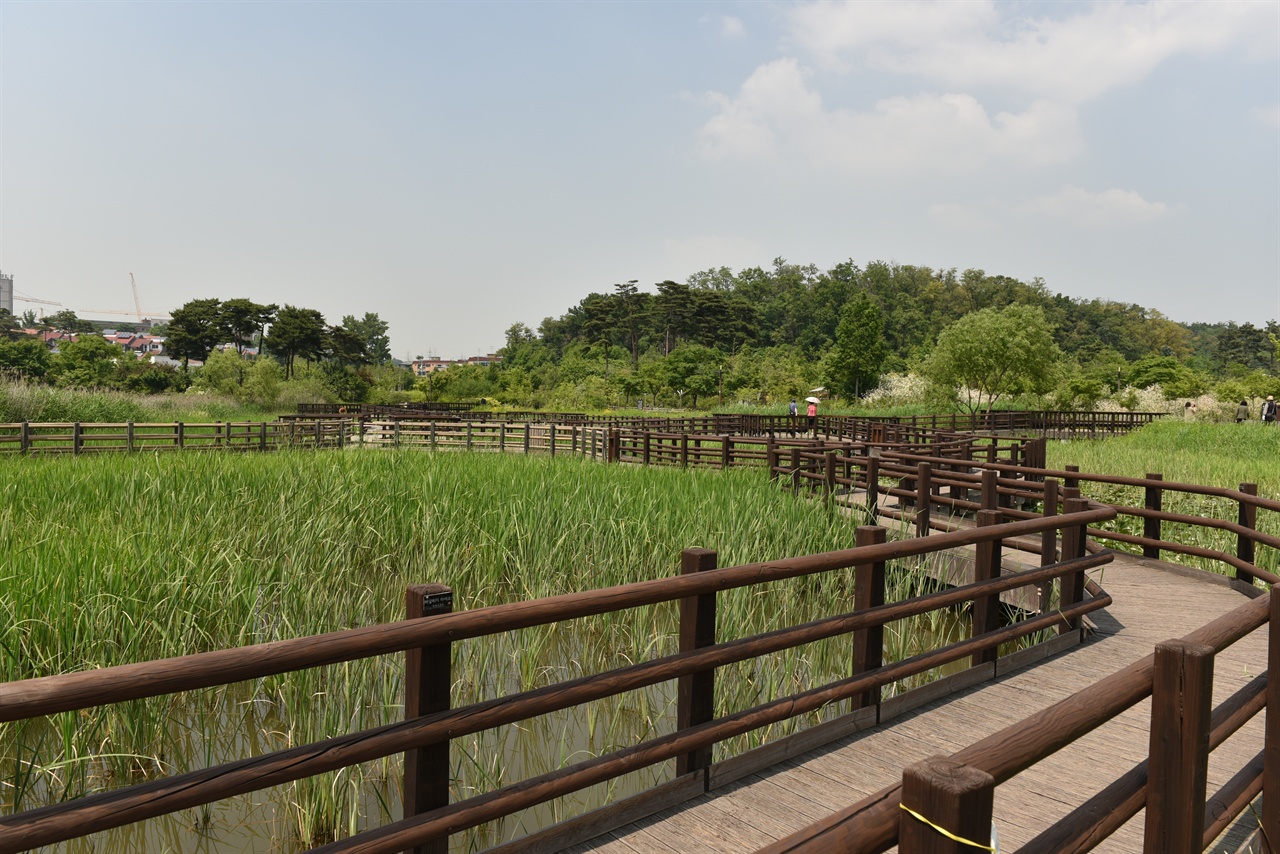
[564, 552, 1269, 853]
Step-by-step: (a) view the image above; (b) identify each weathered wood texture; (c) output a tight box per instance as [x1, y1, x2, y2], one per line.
[571, 554, 1269, 854]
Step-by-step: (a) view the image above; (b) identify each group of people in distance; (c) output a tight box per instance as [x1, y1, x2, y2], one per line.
[788, 398, 818, 435]
[1249, 396, 1279, 424]
[1187, 398, 1277, 423]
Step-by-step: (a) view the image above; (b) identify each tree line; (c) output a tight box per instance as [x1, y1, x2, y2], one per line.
[3, 257, 1275, 412]
[466, 258, 1278, 411]
[0, 299, 405, 404]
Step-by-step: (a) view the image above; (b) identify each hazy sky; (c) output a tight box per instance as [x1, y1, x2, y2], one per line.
[2, 1, 1277, 360]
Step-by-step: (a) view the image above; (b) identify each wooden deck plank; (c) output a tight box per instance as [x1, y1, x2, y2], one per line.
[559, 552, 1268, 853]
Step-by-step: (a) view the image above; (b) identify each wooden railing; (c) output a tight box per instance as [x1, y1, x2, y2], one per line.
[0, 409, 1157, 458]
[294, 408, 1164, 437]
[773, 443, 1280, 588]
[0, 507, 1117, 854]
[757, 590, 1277, 854]
[0, 419, 353, 454]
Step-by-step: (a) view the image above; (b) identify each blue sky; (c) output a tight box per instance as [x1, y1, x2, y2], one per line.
[2, 1, 1277, 360]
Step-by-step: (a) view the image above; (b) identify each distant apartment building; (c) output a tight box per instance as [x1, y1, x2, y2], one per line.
[411, 353, 502, 377]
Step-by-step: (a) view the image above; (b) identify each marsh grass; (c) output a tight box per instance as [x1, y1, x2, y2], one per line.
[1046, 421, 1280, 578]
[0, 378, 299, 424]
[0, 449, 891, 850]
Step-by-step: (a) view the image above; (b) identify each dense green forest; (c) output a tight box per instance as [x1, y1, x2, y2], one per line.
[476, 259, 1277, 412]
[2, 258, 1276, 415]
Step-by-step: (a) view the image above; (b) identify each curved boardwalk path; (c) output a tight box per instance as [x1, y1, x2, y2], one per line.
[562, 552, 1268, 853]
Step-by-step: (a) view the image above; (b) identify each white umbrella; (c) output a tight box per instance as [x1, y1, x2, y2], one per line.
[808, 387, 825, 394]
[804, 396, 821, 404]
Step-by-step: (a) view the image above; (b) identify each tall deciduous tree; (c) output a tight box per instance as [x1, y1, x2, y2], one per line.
[826, 291, 887, 399]
[922, 304, 1061, 414]
[50, 335, 120, 388]
[265, 305, 326, 379]
[166, 299, 226, 369]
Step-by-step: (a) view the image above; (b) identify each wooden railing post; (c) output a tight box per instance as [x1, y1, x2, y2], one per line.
[1039, 478, 1059, 614]
[20, 421, 30, 454]
[900, 756, 994, 854]
[1237, 483, 1258, 580]
[972, 509, 1002, 669]
[980, 469, 998, 511]
[73, 421, 82, 455]
[404, 583, 454, 854]
[177, 421, 185, 450]
[824, 450, 836, 498]
[680, 434, 689, 468]
[259, 421, 267, 452]
[642, 431, 651, 466]
[1143, 473, 1163, 560]
[916, 462, 932, 537]
[677, 548, 717, 784]
[1264, 590, 1279, 854]
[852, 526, 887, 713]
[720, 436, 731, 470]
[1059, 497, 1088, 635]
[866, 455, 880, 519]
[126, 420, 135, 453]
[790, 447, 802, 493]
[1064, 464, 1079, 491]
[766, 438, 779, 481]
[1144, 639, 1214, 853]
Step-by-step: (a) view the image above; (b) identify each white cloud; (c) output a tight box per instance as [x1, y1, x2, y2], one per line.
[928, 203, 993, 231]
[1253, 104, 1280, 128]
[720, 16, 746, 38]
[695, 59, 1082, 173]
[1019, 186, 1179, 227]
[785, 0, 1277, 104]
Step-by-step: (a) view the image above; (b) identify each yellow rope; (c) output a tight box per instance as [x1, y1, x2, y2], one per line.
[899, 803, 997, 852]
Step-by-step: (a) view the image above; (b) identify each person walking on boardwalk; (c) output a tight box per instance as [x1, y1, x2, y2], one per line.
[1237, 400, 1250, 423]
[805, 397, 818, 437]
[1264, 396, 1277, 424]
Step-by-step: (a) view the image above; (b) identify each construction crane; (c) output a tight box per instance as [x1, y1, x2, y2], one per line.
[14, 292, 62, 308]
[12, 292, 62, 319]
[81, 273, 171, 321]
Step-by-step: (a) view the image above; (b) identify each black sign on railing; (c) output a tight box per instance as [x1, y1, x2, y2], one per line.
[422, 591, 454, 615]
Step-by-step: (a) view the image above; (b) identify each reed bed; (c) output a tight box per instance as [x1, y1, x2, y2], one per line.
[3, 448, 956, 851]
[1046, 420, 1280, 578]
